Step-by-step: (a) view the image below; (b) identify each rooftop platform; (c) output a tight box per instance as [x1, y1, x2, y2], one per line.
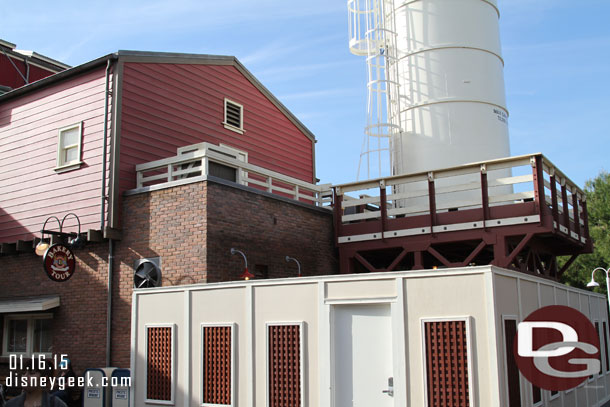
[332, 153, 592, 279]
[132, 142, 332, 207]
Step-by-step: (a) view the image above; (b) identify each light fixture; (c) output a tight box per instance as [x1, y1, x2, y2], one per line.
[285, 256, 302, 277]
[35, 213, 86, 256]
[587, 280, 600, 288]
[35, 216, 61, 256]
[230, 248, 254, 280]
[62, 213, 85, 249]
[587, 267, 609, 290]
[240, 268, 255, 281]
[35, 240, 51, 256]
[586, 267, 610, 312]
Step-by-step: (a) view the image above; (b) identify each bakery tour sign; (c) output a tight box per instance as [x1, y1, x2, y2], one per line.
[43, 244, 76, 282]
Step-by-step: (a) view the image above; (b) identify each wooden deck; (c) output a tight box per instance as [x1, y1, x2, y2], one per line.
[332, 153, 591, 278]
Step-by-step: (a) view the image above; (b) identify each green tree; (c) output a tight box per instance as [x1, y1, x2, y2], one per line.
[560, 171, 610, 294]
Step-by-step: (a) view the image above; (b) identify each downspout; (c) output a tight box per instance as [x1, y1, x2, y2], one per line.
[101, 57, 114, 367]
[101, 58, 112, 231]
[106, 239, 114, 367]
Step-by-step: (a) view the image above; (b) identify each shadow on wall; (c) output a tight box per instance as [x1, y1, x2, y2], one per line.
[110, 184, 210, 366]
[0, 103, 13, 128]
[205, 181, 338, 282]
[0, 241, 113, 383]
[0, 206, 36, 244]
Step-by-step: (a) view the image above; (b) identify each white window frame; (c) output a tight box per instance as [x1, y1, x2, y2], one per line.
[600, 320, 610, 376]
[421, 316, 475, 407]
[596, 320, 604, 378]
[144, 323, 176, 405]
[200, 323, 236, 407]
[2, 313, 53, 357]
[55, 122, 83, 172]
[531, 384, 543, 407]
[501, 315, 524, 406]
[549, 389, 560, 401]
[222, 99, 244, 134]
[266, 321, 305, 407]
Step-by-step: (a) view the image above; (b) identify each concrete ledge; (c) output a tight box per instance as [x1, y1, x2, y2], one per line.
[124, 175, 332, 215]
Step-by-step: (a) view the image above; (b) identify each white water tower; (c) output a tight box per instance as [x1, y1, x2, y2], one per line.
[349, 0, 511, 180]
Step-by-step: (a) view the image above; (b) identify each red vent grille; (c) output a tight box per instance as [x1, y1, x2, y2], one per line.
[203, 326, 232, 405]
[147, 326, 172, 401]
[425, 320, 469, 407]
[269, 324, 301, 407]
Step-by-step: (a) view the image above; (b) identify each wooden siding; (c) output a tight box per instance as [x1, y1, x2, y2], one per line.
[0, 67, 110, 243]
[119, 62, 314, 197]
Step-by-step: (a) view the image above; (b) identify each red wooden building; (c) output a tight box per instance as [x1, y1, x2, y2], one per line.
[0, 39, 69, 94]
[0, 50, 317, 246]
[0, 50, 335, 380]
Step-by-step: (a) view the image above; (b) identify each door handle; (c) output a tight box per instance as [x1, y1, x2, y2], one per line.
[382, 376, 394, 397]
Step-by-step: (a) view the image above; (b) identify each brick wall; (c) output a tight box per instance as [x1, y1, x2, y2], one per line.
[111, 182, 209, 367]
[0, 242, 109, 378]
[112, 178, 336, 367]
[0, 178, 337, 376]
[206, 180, 337, 281]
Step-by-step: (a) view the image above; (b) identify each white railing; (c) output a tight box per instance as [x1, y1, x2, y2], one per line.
[334, 153, 586, 226]
[135, 144, 332, 208]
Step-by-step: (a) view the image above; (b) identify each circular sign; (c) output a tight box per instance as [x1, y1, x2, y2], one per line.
[514, 305, 601, 391]
[43, 244, 76, 282]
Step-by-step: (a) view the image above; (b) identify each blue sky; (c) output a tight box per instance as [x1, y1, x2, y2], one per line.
[2, 0, 609, 188]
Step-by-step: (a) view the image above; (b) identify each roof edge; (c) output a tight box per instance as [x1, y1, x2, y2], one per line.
[114, 51, 316, 142]
[13, 49, 71, 70]
[0, 53, 117, 102]
[0, 50, 317, 144]
[231, 57, 316, 143]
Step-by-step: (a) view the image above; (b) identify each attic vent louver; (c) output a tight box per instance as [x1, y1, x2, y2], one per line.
[224, 99, 243, 133]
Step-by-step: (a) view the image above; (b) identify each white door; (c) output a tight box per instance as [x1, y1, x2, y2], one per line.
[333, 304, 394, 407]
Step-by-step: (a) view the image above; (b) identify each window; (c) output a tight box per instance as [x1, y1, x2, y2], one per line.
[208, 162, 237, 182]
[56, 122, 83, 171]
[267, 323, 303, 407]
[596, 322, 603, 376]
[146, 325, 175, 404]
[532, 384, 541, 405]
[2, 314, 52, 356]
[423, 318, 471, 407]
[502, 318, 521, 407]
[202, 324, 235, 406]
[602, 321, 610, 373]
[223, 99, 244, 134]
